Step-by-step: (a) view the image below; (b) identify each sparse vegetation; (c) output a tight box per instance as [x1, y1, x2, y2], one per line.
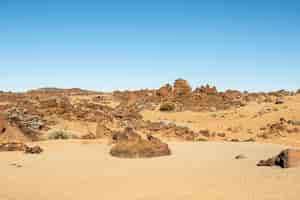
[47, 129, 78, 140]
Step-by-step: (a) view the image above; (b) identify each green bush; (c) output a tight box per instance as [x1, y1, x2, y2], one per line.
[47, 129, 78, 140]
[159, 102, 175, 112]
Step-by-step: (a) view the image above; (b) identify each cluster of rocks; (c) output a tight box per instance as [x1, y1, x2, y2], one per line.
[142, 121, 227, 142]
[6, 107, 45, 130]
[0, 80, 299, 160]
[113, 79, 234, 112]
[258, 118, 300, 139]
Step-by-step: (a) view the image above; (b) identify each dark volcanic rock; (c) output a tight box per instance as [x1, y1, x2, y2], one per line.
[24, 145, 43, 154]
[110, 128, 171, 158]
[257, 149, 300, 168]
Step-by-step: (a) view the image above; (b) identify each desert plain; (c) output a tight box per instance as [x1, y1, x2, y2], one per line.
[1, 79, 300, 200]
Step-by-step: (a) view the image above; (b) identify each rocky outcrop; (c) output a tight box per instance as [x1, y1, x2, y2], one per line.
[0, 115, 38, 144]
[6, 107, 45, 131]
[157, 84, 172, 97]
[257, 149, 300, 168]
[24, 145, 43, 154]
[142, 121, 203, 141]
[258, 118, 300, 139]
[96, 121, 113, 138]
[0, 142, 27, 152]
[110, 128, 171, 158]
[112, 104, 143, 120]
[194, 85, 217, 95]
[4, 108, 43, 141]
[173, 79, 192, 96]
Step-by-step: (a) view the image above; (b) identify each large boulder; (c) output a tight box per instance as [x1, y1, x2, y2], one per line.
[110, 128, 171, 158]
[257, 149, 300, 168]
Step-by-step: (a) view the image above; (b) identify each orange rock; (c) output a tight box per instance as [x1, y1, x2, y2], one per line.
[157, 84, 172, 97]
[173, 79, 192, 96]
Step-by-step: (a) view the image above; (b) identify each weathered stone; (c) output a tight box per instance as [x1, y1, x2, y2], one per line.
[0, 142, 27, 152]
[96, 121, 113, 138]
[257, 149, 300, 168]
[173, 79, 192, 96]
[24, 145, 43, 154]
[157, 84, 172, 97]
[235, 154, 247, 159]
[110, 129, 171, 158]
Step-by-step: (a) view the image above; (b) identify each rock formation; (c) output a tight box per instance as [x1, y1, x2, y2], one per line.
[157, 84, 172, 97]
[110, 128, 171, 158]
[24, 145, 43, 154]
[173, 79, 192, 96]
[257, 149, 300, 168]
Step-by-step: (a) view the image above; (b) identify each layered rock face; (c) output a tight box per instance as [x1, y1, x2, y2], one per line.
[110, 128, 171, 158]
[173, 79, 192, 96]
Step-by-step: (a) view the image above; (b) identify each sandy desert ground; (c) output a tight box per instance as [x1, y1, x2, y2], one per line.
[0, 141, 300, 200]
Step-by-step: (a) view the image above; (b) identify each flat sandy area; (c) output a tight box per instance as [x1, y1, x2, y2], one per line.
[1, 141, 300, 200]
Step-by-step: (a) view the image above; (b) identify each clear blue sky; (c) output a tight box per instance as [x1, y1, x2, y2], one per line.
[0, 0, 299, 92]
